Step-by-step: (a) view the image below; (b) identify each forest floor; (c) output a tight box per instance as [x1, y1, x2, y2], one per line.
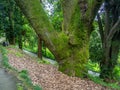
[7, 47, 112, 90]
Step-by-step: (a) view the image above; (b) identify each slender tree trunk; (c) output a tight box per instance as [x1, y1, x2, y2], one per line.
[18, 35, 22, 49]
[38, 37, 42, 59]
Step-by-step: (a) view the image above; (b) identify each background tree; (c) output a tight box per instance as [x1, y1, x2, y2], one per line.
[0, 0, 24, 47]
[97, 0, 120, 80]
[6, 0, 15, 44]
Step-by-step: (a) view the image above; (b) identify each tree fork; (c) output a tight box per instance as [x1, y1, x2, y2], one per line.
[14, 0, 103, 77]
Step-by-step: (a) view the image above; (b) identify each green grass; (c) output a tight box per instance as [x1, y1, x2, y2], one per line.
[18, 70, 42, 90]
[0, 46, 11, 69]
[88, 75, 120, 89]
[23, 46, 55, 60]
[14, 51, 24, 57]
[37, 58, 51, 64]
[17, 84, 24, 90]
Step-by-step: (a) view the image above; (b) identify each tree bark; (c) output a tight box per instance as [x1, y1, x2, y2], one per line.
[100, 32, 120, 79]
[18, 34, 22, 49]
[38, 37, 42, 59]
[7, 0, 15, 45]
[14, 0, 103, 77]
[99, 0, 120, 80]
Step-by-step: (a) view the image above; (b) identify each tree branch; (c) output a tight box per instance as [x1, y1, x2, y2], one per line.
[14, 0, 59, 53]
[88, 0, 104, 23]
[107, 17, 120, 41]
[62, 0, 77, 34]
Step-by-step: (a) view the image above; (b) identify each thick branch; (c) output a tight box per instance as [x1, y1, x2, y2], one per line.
[88, 0, 104, 23]
[14, 0, 59, 52]
[14, 0, 72, 61]
[62, 0, 77, 34]
[97, 13, 104, 43]
[107, 17, 120, 41]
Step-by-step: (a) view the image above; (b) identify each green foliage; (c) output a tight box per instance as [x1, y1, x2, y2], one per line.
[34, 85, 42, 90]
[89, 22, 103, 62]
[86, 60, 100, 72]
[18, 70, 42, 90]
[113, 66, 120, 80]
[42, 0, 63, 31]
[17, 83, 24, 90]
[0, 46, 11, 68]
[19, 70, 32, 85]
[42, 47, 55, 59]
[23, 24, 37, 48]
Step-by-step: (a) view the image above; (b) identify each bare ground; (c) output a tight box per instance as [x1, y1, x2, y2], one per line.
[7, 47, 111, 90]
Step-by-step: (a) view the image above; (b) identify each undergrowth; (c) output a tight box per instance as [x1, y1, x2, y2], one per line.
[87, 60, 120, 89]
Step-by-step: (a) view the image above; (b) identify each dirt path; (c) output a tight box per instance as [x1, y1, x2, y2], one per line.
[7, 47, 110, 90]
[0, 53, 17, 90]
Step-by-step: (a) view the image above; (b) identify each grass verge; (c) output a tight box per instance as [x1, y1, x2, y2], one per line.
[0, 45, 42, 90]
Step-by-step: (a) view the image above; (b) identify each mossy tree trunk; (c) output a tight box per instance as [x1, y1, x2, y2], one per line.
[14, 0, 103, 77]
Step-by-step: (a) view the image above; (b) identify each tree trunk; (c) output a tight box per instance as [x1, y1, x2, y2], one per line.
[7, 0, 15, 45]
[58, 42, 89, 77]
[38, 37, 42, 59]
[14, 0, 103, 77]
[18, 35, 22, 49]
[99, 0, 120, 80]
[100, 32, 120, 79]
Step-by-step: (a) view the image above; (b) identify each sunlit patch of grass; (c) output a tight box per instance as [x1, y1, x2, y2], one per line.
[37, 59, 51, 64]
[86, 60, 100, 72]
[17, 83, 24, 90]
[113, 66, 120, 80]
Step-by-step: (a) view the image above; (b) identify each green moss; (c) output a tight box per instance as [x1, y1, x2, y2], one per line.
[59, 45, 89, 77]
[55, 32, 71, 59]
[58, 3, 89, 77]
[67, 2, 89, 47]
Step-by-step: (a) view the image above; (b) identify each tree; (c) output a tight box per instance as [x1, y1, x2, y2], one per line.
[6, 0, 15, 44]
[38, 35, 42, 59]
[14, 0, 103, 77]
[97, 0, 120, 79]
[14, 6, 25, 49]
[0, 0, 24, 46]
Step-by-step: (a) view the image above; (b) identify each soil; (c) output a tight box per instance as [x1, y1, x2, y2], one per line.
[7, 47, 112, 90]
